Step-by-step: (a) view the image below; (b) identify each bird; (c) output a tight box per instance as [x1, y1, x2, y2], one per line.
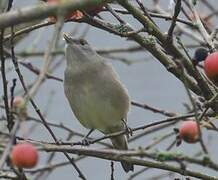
[63, 33, 134, 172]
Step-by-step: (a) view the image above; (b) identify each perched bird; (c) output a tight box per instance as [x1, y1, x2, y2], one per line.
[63, 33, 134, 172]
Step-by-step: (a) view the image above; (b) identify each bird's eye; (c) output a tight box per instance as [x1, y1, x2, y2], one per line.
[79, 39, 87, 46]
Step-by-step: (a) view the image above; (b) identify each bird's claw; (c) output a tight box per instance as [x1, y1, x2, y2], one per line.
[126, 126, 133, 138]
[122, 118, 133, 138]
[81, 138, 91, 146]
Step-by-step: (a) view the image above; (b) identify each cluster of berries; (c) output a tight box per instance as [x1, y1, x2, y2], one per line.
[47, 0, 104, 21]
[8, 1, 104, 168]
[177, 47, 218, 144]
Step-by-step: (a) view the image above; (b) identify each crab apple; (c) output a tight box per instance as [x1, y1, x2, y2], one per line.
[13, 96, 25, 108]
[12, 96, 27, 119]
[179, 121, 199, 143]
[11, 143, 38, 168]
[47, 0, 83, 21]
[47, 0, 104, 21]
[204, 52, 218, 81]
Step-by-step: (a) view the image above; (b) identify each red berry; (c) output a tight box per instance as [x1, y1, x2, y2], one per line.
[179, 121, 199, 143]
[47, 0, 104, 20]
[11, 143, 38, 168]
[13, 96, 25, 108]
[47, 0, 83, 21]
[204, 52, 218, 80]
[12, 96, 27, 119]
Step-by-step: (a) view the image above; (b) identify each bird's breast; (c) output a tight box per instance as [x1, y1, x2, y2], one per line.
[64, 63, 130, 133]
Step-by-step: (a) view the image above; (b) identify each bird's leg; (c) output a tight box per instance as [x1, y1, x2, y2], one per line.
[81, 129, 94, 146]
[122, 118, 133, 138]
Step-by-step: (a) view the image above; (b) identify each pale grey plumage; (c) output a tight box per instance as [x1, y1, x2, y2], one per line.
[63, 34, 133, 172]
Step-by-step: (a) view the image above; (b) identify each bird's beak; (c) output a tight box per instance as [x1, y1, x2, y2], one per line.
[63, 33, 73, 44]
[63, 33, 88, 45]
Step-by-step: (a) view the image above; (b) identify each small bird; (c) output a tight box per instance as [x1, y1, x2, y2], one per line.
[63, 33, 134, 172]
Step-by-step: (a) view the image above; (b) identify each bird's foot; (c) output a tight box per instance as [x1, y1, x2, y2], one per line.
[80, 138, 91, 146]
[125, 126, 133, 138]
[122, 119, 133, 138]
[80, 129, 94, 146]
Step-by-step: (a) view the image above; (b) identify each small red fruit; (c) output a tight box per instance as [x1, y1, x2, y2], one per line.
[12, 96, 27, 119]
[47, 0, 104, 21]
[11, 143, 38, 168]
[204, 52, 218, 81]
[47, 0, 83, 21]
[13, 96, 25, 108]
[179, 121, 199, 143]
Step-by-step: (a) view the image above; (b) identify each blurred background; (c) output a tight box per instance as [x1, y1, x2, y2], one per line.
[1, 0, 218, 179]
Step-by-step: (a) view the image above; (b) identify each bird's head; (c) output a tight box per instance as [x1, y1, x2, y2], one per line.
[64, 33, 96, 64]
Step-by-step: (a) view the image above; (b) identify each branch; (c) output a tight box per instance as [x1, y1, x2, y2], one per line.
[167, 0, 182, 40]
[0, 0, 111, 28]
[42, 145, 218, 180]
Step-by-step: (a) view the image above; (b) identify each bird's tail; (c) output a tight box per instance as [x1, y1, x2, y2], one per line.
[110, 135, 134, 172]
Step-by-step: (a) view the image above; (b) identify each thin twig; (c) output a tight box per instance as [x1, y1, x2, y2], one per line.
[9, 17, 87, 180]
[167, 0, 182, 40]
[0, 29, 12, 131]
